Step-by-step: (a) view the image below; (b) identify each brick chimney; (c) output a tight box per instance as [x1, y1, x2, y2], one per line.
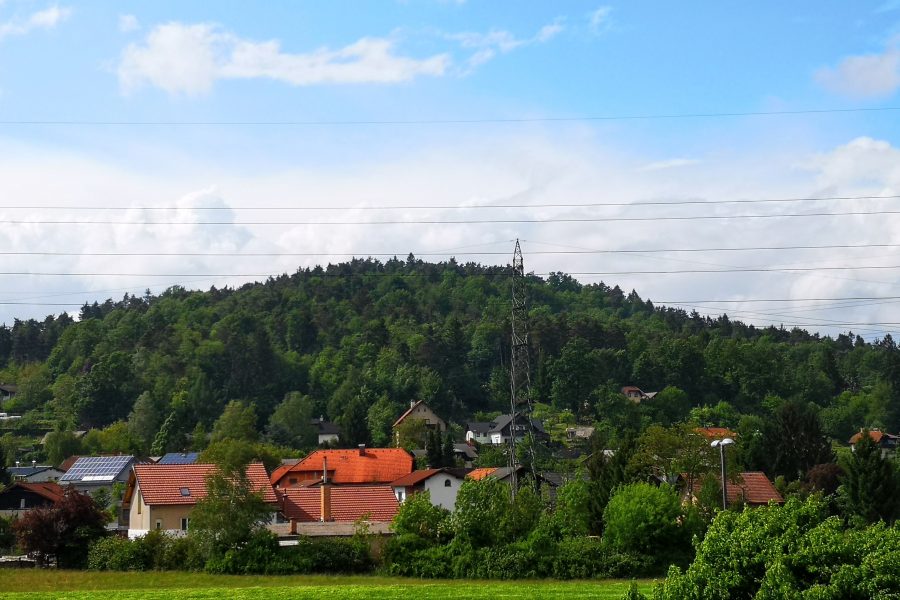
[320, 456, 331, 522]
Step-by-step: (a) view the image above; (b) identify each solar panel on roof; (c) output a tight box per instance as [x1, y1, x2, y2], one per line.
[59, 455, 133, 482]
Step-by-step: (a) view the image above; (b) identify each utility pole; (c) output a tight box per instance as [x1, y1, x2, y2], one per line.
[508, 239, 536, 495]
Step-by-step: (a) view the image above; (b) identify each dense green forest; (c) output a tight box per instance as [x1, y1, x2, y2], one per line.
[0, 257, 897, 467]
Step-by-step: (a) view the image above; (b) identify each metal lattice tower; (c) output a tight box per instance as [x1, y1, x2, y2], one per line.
[508, 239, 537, 493]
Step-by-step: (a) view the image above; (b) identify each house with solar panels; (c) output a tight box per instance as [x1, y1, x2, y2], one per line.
[58, 455, 135, 493]
[156, 452, 199, 465]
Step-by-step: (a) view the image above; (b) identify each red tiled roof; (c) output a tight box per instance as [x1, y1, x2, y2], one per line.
[280, 485, 399, 523]
[467, 467, 497, 481]
[392, 400, 424, 428]
[273, 448, 413, 487]
[728, 472, 782, 505]
[270, 464, 293, 486]
[695, 427, 738, 440]
[849, 429, 891, 444]
[132, 463, 276, 506]
[58, 455, 81, 472]
[4, 481, 65, 503]
[390, 468, 441, 487]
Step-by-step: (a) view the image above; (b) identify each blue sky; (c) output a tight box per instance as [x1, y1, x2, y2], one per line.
[1, 1, 900, 336]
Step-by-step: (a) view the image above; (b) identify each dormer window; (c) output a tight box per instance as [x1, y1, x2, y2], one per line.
[180, 487, 191, 497]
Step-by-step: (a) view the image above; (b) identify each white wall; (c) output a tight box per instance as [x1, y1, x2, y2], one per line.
[423, 474, 464, 511]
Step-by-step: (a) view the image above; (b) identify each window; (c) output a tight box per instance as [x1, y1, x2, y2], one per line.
[289, 478, 297, 485]
[181, 518, 189, 531]
[155, 520, 162, 530]
[179, 487, 191, 497]
[20, 498, 25, 509]
[444, 479, 452, 487]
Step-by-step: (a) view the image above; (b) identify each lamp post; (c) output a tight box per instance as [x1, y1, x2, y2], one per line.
[710, 438, 735, 510]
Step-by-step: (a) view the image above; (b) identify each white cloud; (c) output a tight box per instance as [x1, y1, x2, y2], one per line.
[448, 19, 565, 70]
[118, 14, 139, 33]
[636, 158, 700, 172]
[118, 22, 450, 95]
[816, 42, 900, 98]
[588, 6, 612, 34]
[3, 129, 900, 338]
[0, 5, 71, 41]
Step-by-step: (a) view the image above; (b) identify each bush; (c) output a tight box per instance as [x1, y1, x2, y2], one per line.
[653, 496, 900, 599]
[603, 483, 691, 565]
[205, 530, 293, 575]
[88, 531, 203, 572]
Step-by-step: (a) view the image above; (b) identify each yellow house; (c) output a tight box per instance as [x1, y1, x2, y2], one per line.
[392, 400, 446, 446]
[123, 462, 276, 538]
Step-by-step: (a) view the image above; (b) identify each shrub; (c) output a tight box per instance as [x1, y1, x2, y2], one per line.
[603, 483, 690, 563]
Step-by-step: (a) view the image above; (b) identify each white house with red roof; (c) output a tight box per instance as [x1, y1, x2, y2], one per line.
[122, 463, 277, 538]
[390, 467, 469, 510]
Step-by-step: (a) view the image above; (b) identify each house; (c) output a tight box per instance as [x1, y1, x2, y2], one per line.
[123, 462, 277, 538]
[8, 463, 65, 483]
[0, 481, 65, 517]
[393, 400, 446, 445]
[486, 414, 548, 446]
[849, 429, 899, 457]
[453, 443, 478, 467]
[465, 422, 493, 444]
[684, 471, 783, 507]
[621, 386, 658, 403]
[390, 467, 470, 510]
[466, 466, 561, 492]
[311, 418, 341, 445]
[0, 384, 17, 406]
[58, 455, 136, 493]
[279, 484, 399, 536]
[696, 427, 738, 441]
[156, 452, 199, 465]
[566, 426, 595, 442]
[270, 446, 413, 489]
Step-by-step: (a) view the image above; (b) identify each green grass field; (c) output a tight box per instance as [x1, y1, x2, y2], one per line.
[0, 570, 656, 599]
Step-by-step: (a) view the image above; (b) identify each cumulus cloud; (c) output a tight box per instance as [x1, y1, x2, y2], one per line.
[118, 14, 139, 33]
[118, 22, 450, 95]
[815, 41, 900, 98]
[0, 5, 71, 41]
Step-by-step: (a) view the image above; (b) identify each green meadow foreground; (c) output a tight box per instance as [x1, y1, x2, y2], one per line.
[0, 569, 652, 600]
[0, 570, 655, 599]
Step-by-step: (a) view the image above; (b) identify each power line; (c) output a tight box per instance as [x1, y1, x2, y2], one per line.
[655, 295, 900, 303]
[1, 106, 899, 126]
[9, 241, 900, 257]
[0, 193, 898, 211]
[5, 209, 900, 226]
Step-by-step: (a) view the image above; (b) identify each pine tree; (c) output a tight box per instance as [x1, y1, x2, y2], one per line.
[441, 429, 456, 467]
[841, 430, 900, 523]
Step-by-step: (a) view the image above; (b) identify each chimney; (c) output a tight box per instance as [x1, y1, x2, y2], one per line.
[15, 461, 20, 468]
[410, 399, 417, 408]
[358, 443, 366, 456]
[32, 460, 36, 468]
[320, 486, 332, 522]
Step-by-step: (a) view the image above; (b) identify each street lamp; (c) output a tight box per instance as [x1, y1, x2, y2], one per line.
[710, 438, 735, 510]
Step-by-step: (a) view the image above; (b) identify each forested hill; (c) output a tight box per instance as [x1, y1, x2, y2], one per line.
[0, 256, 897, 457]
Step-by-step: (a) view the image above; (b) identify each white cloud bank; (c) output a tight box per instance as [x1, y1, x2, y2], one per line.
[1, 132, 900, 339]
[816, 40, 900, 98]
[0, 5, 70, 41]
[118, 22, 451, 95]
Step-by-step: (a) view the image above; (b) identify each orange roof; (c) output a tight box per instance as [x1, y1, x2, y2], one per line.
[3, 481, 65, 503]
[280, 486, 399, 523]
[467, 467, 497, 481]
[273, 448, 413, 487]
[390, 468, 442, 487]
[131, 463, 276, 506]
[695, 427, 738, 440]
[849, 429, 894, 444]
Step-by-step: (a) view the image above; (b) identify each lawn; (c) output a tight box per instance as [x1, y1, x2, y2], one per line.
[0, 570, 655, 599]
